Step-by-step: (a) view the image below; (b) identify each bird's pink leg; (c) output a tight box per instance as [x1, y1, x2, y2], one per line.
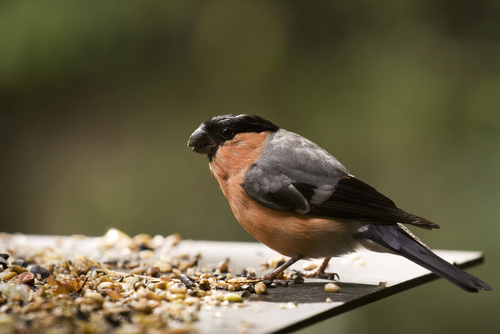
[244, 255, 303, 286]
[302, 257, 339, 280]
[260, 255, 302, 281]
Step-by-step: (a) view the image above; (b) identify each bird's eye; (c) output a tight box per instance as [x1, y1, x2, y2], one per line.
[220, 128, 233, 139]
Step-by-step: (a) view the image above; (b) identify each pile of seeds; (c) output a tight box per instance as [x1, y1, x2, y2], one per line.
[0, 229, 289, 334]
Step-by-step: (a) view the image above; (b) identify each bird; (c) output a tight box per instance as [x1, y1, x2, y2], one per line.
[187, 114, 492, 292]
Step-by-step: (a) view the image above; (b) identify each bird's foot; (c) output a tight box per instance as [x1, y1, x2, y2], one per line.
[297, 257, 339, 280]
[242, 255, 305, 287]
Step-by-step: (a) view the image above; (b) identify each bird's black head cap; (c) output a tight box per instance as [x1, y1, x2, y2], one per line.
[203, 114, 279, 138]
[188, 114, 279, 160]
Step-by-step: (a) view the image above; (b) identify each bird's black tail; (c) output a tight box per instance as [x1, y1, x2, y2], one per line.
[355, 224, 492, 292]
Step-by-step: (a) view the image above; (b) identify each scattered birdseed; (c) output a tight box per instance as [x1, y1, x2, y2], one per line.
[17, 272, 35, 287]
[217, 260, 229, 273]
[223, 292, 243, 303]
[324, 283, 340, 293]
[29, 265, 51, 279]
[1, 229, 307, 333]
[254, 282, 267, 295]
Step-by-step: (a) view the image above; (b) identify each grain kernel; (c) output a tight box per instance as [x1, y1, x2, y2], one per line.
[223, 293, 242, 302]
[171, 269, 182, 278]
[217, 281, 228, 288]
[254, 282, 267, 295]
[168, 284, 187, 294]
[9, 265, 27, 274]
[2, 272, 17, 281]
[217, 261, 228, 273]
[98, 276, 112, 283]
[97, 282, 115, 293]
[130, 267, 146, 275]
[324, 283, 340, 293]
[183, 297, 200, 305]
[145, 267, 160, 277]
[160, 275, 173, 282]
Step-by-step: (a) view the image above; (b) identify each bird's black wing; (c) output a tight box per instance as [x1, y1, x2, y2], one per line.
[243, 130, 439, 229]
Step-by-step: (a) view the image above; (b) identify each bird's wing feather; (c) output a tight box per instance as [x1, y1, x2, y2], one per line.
[243, 129, 439, 229]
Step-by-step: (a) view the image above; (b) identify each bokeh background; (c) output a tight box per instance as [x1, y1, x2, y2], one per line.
[1, 1, 499, 333]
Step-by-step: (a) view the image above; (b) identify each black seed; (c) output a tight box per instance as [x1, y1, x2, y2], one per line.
[293, 276, 305, 284]
[242, 284, 254, 292]
[12, 259, 27, 268]
[138, 244, 154, 251]
[178, 274, 194, 288]
[0, 254, 9, 260]
[29, 265, 51, 279]
[0, 257, 8, 269]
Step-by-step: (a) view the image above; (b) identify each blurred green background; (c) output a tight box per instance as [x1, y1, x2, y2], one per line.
[1, 1, 498, 333]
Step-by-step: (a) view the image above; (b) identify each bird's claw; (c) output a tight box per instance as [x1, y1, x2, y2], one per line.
[310, 271, 339, 280]
[297, 270, 340, 280]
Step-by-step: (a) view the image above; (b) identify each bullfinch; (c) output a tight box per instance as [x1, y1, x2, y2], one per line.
[187, 114, 491, 292]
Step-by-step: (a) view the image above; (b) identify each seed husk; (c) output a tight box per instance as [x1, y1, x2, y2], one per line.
[9, 265, 26, 274]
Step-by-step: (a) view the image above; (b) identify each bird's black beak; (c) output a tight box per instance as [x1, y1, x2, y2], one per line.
[187, 126, 215, 155]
